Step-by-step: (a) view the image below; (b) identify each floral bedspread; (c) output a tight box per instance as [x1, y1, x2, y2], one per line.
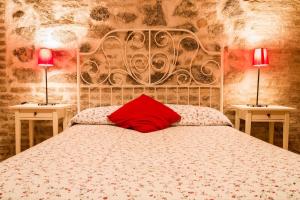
[0, 125, 300, 199]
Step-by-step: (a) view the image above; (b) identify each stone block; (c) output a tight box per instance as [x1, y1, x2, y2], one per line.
[142, 0, 167, 26]
[117, 12, 137, 24]
[90, 6, 110, 21]
[197, 18, 208, 29]
[222, 0, 243, 17]
[13, 46, 34, 62]
[173, 0, 198, 18]
[12, 10, 24, 18]
[13, 68, 41, 83]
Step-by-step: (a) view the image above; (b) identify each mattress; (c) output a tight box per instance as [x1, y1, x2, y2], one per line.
[0, 124, 300, 199]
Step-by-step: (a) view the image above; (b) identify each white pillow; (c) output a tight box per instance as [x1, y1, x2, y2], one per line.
[70, 104, 232, 127]
[166, 104, 232, 126]
[69, 105, 121, 126]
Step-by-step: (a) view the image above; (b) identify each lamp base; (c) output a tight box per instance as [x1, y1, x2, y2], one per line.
[38, 103, 57, 106]
[247, 104, 268, 107]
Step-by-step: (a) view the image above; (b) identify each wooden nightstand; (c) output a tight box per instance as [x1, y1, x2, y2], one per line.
[10, 104, 72, 154]
[232, 105, 295, 150]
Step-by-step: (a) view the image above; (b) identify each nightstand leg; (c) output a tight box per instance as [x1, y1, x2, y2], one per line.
[269, 122, 274, 144]
[29, 120, 34, 147]
[63, 110, 68, 130]
[53, 111, 58, 136]
[283, 113, 290, 150]
[15, 111, 21, 154]
[245, 112, 252, 135]
[63, 118, 67, 130]
[235, 110, 240, 130]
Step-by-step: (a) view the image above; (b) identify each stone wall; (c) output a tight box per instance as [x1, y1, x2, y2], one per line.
[0, 0, 299, 161]
[0, 0, 7, 159]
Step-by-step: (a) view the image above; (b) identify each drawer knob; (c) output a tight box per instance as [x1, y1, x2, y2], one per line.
[34, 112, 37, 116]
[267, 113, 271, 118]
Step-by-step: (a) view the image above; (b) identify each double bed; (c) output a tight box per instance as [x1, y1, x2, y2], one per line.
[1, 29, 300, 199]
[1, 121, 300, 199]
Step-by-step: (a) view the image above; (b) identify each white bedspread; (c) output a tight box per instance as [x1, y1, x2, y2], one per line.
[1, 125, 300, 199]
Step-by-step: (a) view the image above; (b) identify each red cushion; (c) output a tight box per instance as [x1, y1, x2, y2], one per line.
[107, 94, 181, 133]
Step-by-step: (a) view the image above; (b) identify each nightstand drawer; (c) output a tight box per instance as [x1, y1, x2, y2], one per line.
[251, 112, 285, 121]
[19, 111, 52, 119]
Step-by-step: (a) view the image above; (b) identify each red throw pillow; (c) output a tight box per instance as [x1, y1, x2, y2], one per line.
[107, 94, 181, 133]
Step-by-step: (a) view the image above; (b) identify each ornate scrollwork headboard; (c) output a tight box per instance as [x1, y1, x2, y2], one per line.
[77, 28, 224, 112]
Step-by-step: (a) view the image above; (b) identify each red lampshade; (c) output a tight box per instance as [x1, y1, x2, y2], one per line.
[253, 48, 269, 67]
[38, 48, 54, 67]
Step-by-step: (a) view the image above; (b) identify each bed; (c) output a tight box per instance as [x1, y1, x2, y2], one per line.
[1, 29, 300, 199]
[1, 119, 300, 199]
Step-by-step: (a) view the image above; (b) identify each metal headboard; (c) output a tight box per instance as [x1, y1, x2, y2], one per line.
[77, 28, 224, 112]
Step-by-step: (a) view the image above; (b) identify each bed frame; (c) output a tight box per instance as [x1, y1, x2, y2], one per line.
[77, 28, 224, 112]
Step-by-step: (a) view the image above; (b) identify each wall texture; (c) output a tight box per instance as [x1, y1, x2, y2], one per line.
[0, 0, 7, 159]
[0, 0, 299, 161]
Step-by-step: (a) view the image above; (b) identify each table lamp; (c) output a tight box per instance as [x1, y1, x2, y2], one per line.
[38, 48, 54, 105]
[249, 48, 269, 107]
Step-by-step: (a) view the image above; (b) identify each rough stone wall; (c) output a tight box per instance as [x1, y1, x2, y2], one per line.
[0, 0, 299, 160]
[0, 0, 7, 159]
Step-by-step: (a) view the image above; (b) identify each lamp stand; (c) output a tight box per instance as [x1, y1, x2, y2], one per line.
[45, 67, 48, 105]
[247, 68, 268, 107]
[256, 67, 260, 106]
[38, 67, 50, 106]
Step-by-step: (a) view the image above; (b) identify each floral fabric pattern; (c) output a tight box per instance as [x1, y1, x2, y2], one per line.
[0, 125, 300, 199]
[166, 104, 233, 126]
[69, 105, 121, 126]
[70, 105, 232, 127]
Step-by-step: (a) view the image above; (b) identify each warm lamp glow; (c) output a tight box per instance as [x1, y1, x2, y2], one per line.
[253, 48, 269, 67]
[35, 25, 88, 49]
[38, 48, 54, 67]
[250, 48, 269, 107]
[38, 48, 54, 105]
